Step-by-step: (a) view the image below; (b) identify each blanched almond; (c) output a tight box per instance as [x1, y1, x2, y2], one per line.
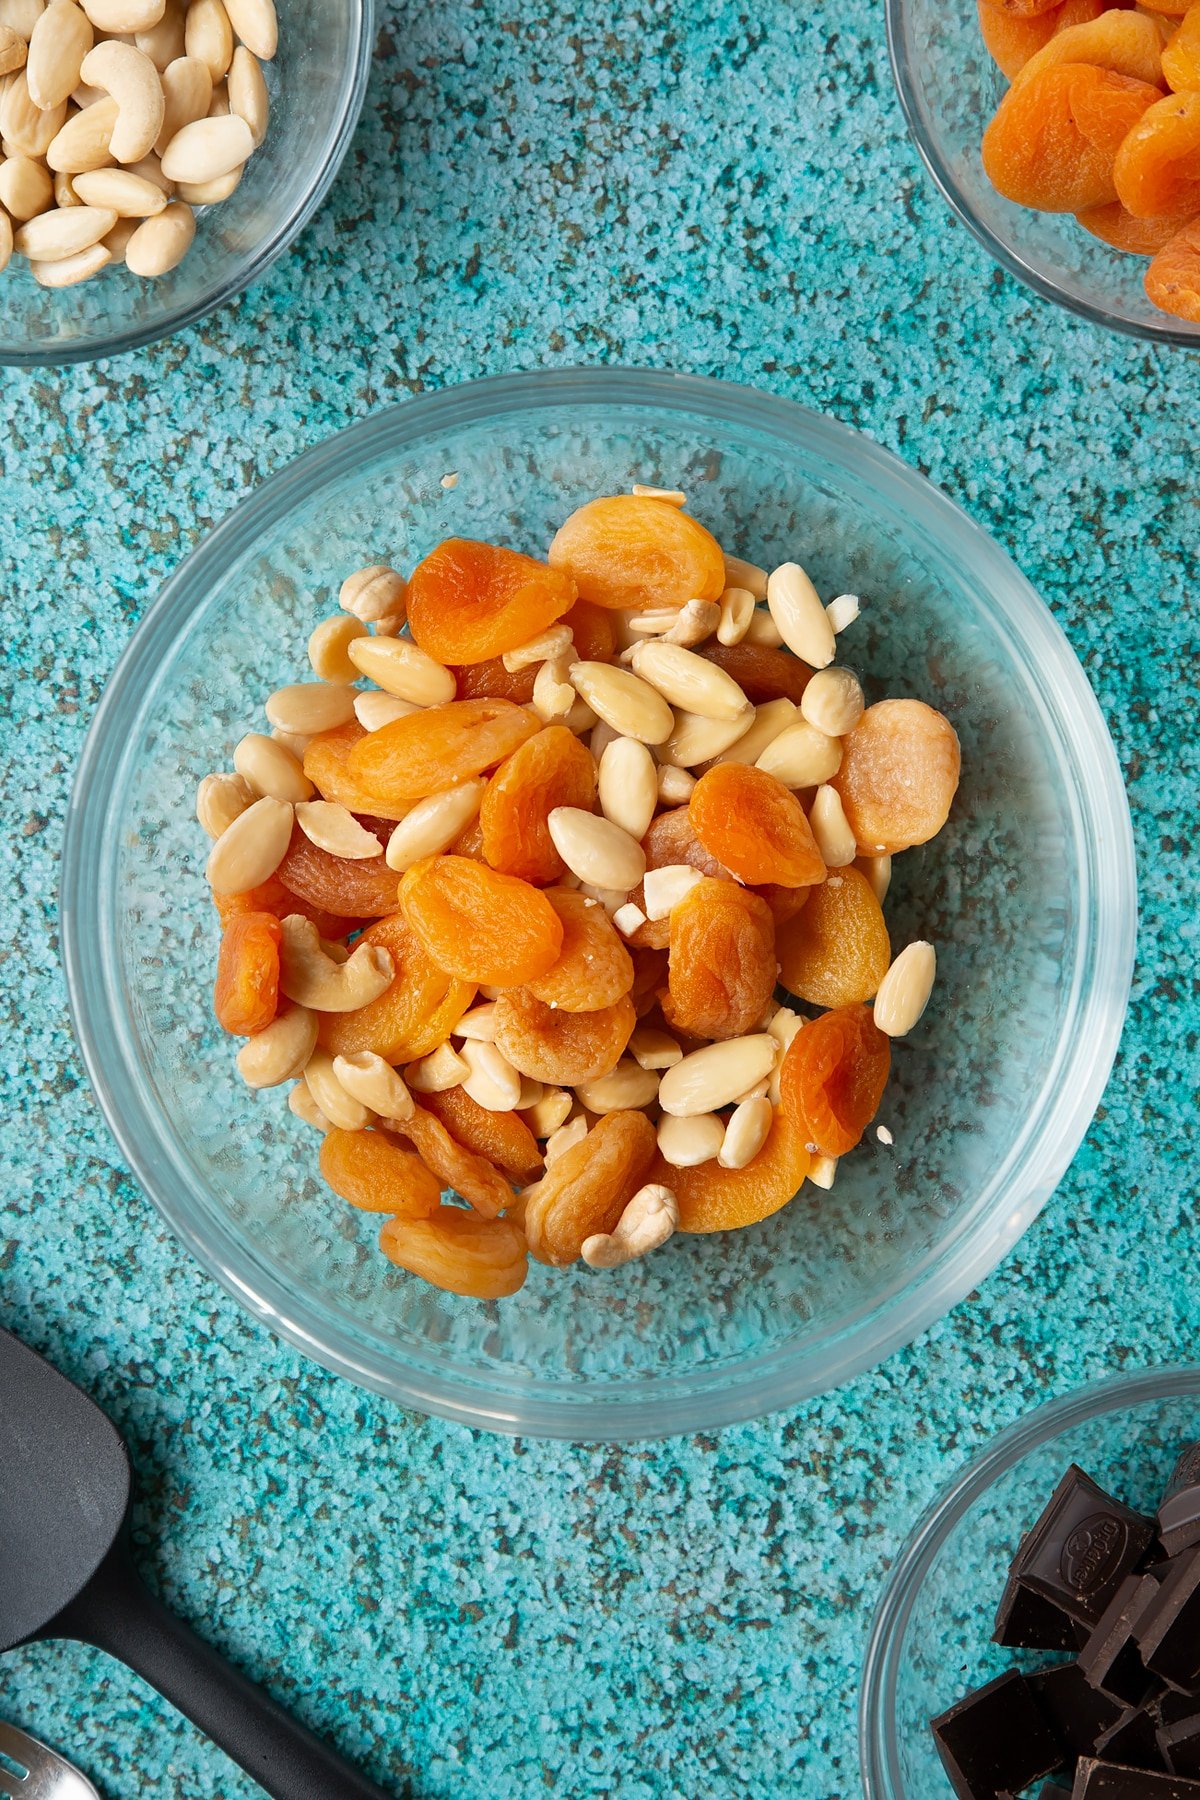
[755, 719, 842, 788]
[123, 196, 192, 273]
[597, 736, 657, 841]
[722, 553, 768, 600]
[630, 640, 749, 721]
[307, 612, 366, 684]
[873, 942, 936, 1038]
[574, 1060, 659, 1114]
[223, 0, 275, 59]
[658, 705, 754, 768]
[159, 108, 250, 181]
[264, 681, 356, 736]
[226, 41, 266, 142]
[460, 1040, 521, 1112]
[717, 586, 755, 646]
[204, 794, 292, 894]
[547, 807, 646, 890]
[354, 690, 419, 732]
[347, 634, 455, 706]
[72, 164, 166, 214]
[46, 95, 118, 171]
[0, 151, 52, 218]
[30, 237, 108, 281]
[766, 562, 836, 670]
[656, 1111, 724, 1167]
[629, 1027, 682, 1070]
[233, 731, 312, 803]
[658, 1035, 776, 1117]
[294, 801, 382, 860]
[195, 770, 253, 838]
[809, 784, 856, 868]
[800, 666, 865, 738]
[26, 0, 92, 111]
[718, 1096, 773, 1170]
[13, 201, 113, 258]
[567, 659, 673, 745]
[707, 696, 796, 767]
[384, 780, 484, 872]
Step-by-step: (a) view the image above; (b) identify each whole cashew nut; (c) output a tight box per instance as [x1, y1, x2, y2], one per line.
[79, 38, 164, 163]
[235, 1005, 318, 1090]
[278, 915, 394, 1014]
[581, 1183, 679, 1271]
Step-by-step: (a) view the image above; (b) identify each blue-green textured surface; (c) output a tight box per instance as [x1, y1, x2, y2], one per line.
[0, 1, 1196, 1795]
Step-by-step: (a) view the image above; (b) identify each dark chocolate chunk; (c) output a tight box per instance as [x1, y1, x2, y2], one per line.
[1072, 1760, 1200, 1796]
[1014, 1466, 1158, 1627]
[1040, 1786, 1074, 1800]
[1137, 1549, 1200, 1693]
[1159, 1447, 1200, 1561]
[932, 1669, 1063, 1800]
[1159, 1714, 1200, 1779]
[1032, 1661, 1124, 1755]
[1096, 1704, 1167, 1773]
[1079, 1575, 1163, 1705]
[995, 1572, 1086, 1651]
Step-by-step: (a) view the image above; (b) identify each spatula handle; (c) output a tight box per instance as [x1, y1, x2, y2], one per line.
[58, 1542, 398, 1800]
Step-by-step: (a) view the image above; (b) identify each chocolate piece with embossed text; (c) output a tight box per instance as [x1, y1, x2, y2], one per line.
[1013, 1465, 1157, 1627]
[1158, 1445, 1200, 1561]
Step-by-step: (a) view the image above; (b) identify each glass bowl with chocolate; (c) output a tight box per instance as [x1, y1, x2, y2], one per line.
[861, 1368, 1200, 1800]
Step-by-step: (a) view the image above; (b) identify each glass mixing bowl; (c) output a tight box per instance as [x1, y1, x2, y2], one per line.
[861, 1368, 1200, 1798]
[60, 368, 1137, 1439]
[0, 0, 372, 367]
[887, 0, 1200, 345]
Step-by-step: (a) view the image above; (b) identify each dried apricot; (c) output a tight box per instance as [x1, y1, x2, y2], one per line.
[983, 65, 1162, 211]
[393, 1107, 514, 1218]
[405, 538, 576, 665]
[319, 1127, 441, 1217]
[664, 878, 776, 1041]
[419, 1086, 544, 1185]
[493, 988, 637, 1085]
[379, 1208, 528, 1298]
[479, 726, 597, 883]
[526, 888, 635, 1012]
[690, 763, 826, 887]
[629, 946, 669, 1017]
[978, 0, 1107, 75]
[1115, 89, 1200, 213]
[302, 723, 412, 823]
[755, 882, 812, 928]
[453, 657, 537, 704]
[277, 822, 399, 919]
[642, 805, 730, 877]
[214, 910, 281, 1036]
[1163, 6, 1200, 89]
[399, 857, 564, 986]
[318, 911, 476, 1063]
[984, 0, 1063, 20]
[698, 641, 812, 705]
[1076, 197, 1198, 249]
[832, 699, 961, 855]
[522, 1110, 658, 1265]
[652, 1106, 810, 1234]
[547, 495, 725, 612]
[1012, 11, 1166, 87]
[777, 866, 891, 1008]
[451, 814, 487, 860]
[564, 599, 616, 661]
[349, 698, 540, 803]
[1144, 213, 1200, 312]
[215, 875, 359, 942]
[778, 1004, 891, 1157]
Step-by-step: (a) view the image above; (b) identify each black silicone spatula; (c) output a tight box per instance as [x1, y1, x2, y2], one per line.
[0, 1325, 396, 1800]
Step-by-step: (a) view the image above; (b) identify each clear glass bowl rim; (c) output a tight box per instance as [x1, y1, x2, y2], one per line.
[884, 0, 1200, 348]
[859, 1365, 1200, 1797]
[0, 1, 374, 369]
[59, 366, 1138, 1439]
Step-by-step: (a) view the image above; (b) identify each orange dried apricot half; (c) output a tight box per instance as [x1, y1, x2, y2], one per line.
[348, 698, 539, 804]
[525, 888, 635, 1012]
[777, 866, 891, 1009]
[779, 1004, 891, 1158]
[319, 1127, 441, 1217]
[479, 726, 597, 884]
[1013, 11, 1167, 86]
[276, 822, 399, 919]
[1114, 88, 1200, 214]
[399, 856, 564, 987]
[698, 641, 812, 705]
[393, 1107, 514, 1219]
[493, 988, 637, 1086]
[689, 763, 826, 887]
[303, 723, 412, 823]
[664, 878, 776, 1041]
[652, 1106, 811, 1235]
[547, 495, 725, 612]
[983, 64, 1162, 211]
[379, 1208, 529, 1298]
[214, 910, 281, 1036]
[419, 1086, 544, 1185]
[522, 1109, 658, 1265]
[564, 599, 616, 662]
[1076, 197, 1198, 250]
[214, 875, 360, 943]
[833, 698, 961, 855]
[1144, 213, 1200, 311]
[405, 538, 576, 665]
[317, 910, 476, 1063]
[453, 656, 538, 705]
[1163, 7, 1200, 89]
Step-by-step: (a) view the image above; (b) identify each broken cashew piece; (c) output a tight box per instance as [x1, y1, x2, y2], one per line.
[581, 1183, 679, 1271]
[79, 39, 164, 163]
[278, 915, 394, 1013]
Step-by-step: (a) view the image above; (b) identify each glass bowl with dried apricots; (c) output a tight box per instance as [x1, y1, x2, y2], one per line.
[62, 370, 1135, 1438]
[889, 0, 1200, 338]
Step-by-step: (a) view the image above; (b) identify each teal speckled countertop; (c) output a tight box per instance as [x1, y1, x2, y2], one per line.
[2, 2, 1197, 1795]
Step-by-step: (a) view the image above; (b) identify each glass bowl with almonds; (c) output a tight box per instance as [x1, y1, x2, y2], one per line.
[0, 0, 371, 365]
[62, 368, 1136, 1438]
